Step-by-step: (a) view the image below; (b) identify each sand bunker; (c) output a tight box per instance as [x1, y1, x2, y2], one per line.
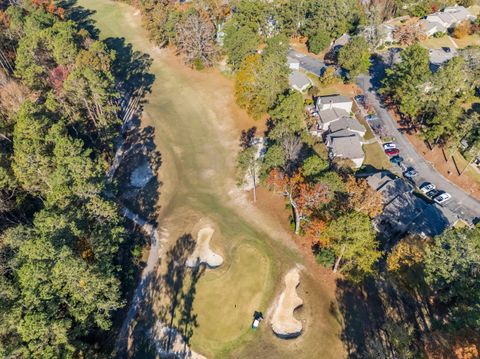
[270, 268, 303, 338]
[186, 226, 224, 268]
[130, 161, 154, 188]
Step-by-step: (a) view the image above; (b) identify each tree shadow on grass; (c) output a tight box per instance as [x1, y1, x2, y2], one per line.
[59, 0, 100, 38]
[336, 274, 436, 358]
[127, 233, 205, 358]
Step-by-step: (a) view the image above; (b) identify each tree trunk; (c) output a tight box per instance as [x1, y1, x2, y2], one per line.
[289, 193, 301, 235]
[251, 165, 257, 203]
[333, 244, 346, 273]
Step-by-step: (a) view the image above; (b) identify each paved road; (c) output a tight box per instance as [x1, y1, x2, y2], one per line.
[357, 74, 480, 224]
[288, 49, 326, 76]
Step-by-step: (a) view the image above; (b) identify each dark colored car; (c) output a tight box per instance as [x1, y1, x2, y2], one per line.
[385, 148, 400, 156]
[390, 156, 404, 165]
[426, 189, 440, 198]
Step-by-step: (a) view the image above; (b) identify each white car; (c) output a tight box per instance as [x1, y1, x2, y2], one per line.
[420, 183, 436, 193]
[383, 143, 397, 150]
[404, 169, 418, 178]
[434, 192, 452, 205]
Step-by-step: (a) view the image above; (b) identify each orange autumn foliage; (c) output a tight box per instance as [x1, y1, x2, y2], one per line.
[345, 176, 383, 218]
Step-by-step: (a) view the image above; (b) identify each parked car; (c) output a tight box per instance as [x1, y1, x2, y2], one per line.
[426, 189, 440, 198]
[420, 183, 436, 193]
[383, 143, 397, 150]
[390, 156, 404, 165]
[385, 148, 400, 156]
[404, 168, 418, 178]
[434, 192, 452, 205]
[365, 114, 379, 122]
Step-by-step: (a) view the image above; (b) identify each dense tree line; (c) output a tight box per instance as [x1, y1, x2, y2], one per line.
[381, 44, 480, 157]
[0, 2, 132, 357]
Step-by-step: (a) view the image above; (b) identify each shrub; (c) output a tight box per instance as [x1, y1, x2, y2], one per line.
[315, 247, 336, 268]
[308, 30, 331, 54]
[452, 21, 471, 39]
[433, 31, 446, 38]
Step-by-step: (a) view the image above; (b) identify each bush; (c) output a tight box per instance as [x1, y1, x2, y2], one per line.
[452, 21, 471, 39]
[433, 31, 446, 38]
[315, 247, 336, 268]
[307, 85, 319, 97]
[308, 30, 331, 54]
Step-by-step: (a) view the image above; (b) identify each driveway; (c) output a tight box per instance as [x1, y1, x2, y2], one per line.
[288, 49, 326, 76]
[357, 73, 480, 224]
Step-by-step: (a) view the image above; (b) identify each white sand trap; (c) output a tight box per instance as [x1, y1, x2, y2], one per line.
[271, 268, 303, 338]
[186, 226, 224, 268]
[130, 162, 154, 188]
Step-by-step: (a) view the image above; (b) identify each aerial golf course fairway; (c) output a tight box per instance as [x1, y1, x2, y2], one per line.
[76, 0, 345, 357]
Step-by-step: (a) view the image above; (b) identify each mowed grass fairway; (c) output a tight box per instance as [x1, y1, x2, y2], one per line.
[76, 1, 346, 358]
[191, 244, 271, 355]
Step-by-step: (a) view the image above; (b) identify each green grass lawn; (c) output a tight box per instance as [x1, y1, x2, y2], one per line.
[363, 143, 391, 170]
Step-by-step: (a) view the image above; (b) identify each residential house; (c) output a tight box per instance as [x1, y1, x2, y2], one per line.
[428, 47, 457, 71]
[420, 5, 476, 36]
[287, 56, 300, 70]
[289, 70, 312, 92]
[366, 172, 458, 239]
[328, 136, 365, 168]
[324, 116, 367, 168]
[316, 94, 353, 112]
[317, 108, 350, 131]
[379, 23, 396, 43]
[328, 116, 366, 137]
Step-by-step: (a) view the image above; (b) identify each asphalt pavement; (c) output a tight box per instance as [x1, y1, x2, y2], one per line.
[357, 74, 480, 224]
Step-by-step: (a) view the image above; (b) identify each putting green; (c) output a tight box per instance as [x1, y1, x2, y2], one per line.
[191, 244, 270, 354]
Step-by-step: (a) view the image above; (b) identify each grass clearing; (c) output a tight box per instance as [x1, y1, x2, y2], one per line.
[453, 34, 480, 48]
[363, 143, 391, 170]
[419, 36, 453, 49]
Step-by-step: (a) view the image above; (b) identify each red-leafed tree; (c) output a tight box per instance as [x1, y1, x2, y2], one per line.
[267, 169, 330, 234]
[48, 65, 70, 93]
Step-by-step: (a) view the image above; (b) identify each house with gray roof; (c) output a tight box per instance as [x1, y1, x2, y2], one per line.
[329, 136, 365, 168]
[316, 95, 353, 112]
[420, 5, 475, 36]
[429, 47, 457, 71]
[289, 70, 312, 92]
[329, 116, 366, 137]
[317, 108, 349, 131]
[366, 172, 458, 239]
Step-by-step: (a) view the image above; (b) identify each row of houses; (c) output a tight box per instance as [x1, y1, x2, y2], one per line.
[313, 95, 367, 168]
[363, 5, 476, 46]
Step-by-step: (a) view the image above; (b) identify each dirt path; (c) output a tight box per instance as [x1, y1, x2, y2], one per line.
[76, 1, 345, 358]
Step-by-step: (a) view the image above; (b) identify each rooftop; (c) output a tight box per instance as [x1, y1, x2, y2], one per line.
[318, 94, 352, 105]
[318, 108, 349, 125]
[289, 70, 311, 91]
[330, 136, 364, 159]
[329, 116, 366, 134]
